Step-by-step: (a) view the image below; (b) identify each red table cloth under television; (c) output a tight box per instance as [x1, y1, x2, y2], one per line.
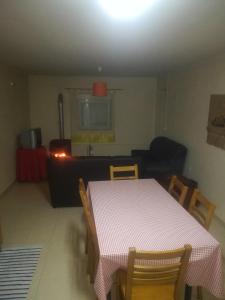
[16, 147, 48, 181]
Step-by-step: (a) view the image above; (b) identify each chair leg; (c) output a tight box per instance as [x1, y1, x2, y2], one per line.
[197, 286, 203, 300]
[87, 240, 95, 283]
[184, 285, 192, 300]
[111, 272, 120, 300]
[86, 252, 91, 276]
[89, 260, 95, 284]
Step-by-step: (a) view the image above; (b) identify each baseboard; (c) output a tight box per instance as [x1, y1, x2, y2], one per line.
[0, 180, 15, 199]
[215, 214, 225, 227]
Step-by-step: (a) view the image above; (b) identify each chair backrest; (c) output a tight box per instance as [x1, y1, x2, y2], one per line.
[110, 164, 138, 180]
[79, 177, 90, 212]
[125, 245, 192, 300]
[79, 177, 86, 194]
[79, 188, 100, 279]
[188, 189, 216, 230]
[168, 175, 188, 206]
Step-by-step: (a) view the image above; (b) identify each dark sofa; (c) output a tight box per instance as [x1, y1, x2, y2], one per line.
[47, 155, 142, 207]
[131, 136, 187, 180]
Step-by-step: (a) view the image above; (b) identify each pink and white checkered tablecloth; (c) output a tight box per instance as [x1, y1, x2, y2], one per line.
[88, 179, 224, 300]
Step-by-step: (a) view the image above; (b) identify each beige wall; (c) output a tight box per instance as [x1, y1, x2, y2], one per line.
[28, 76, 157, 156]
[157, 54, 225, 255]
[0, 65, 29, 194]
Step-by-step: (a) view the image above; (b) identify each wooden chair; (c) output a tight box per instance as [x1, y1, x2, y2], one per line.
[79, 178, 91, 255]
[188, 189, 216, 230]
[168, 175, 188, 206]
[114, 244, 192, 300]
[79, 177, 86, 194]
[188, 189, 216, 300]
[79, 188, 99, 284]
[79, 178, 90, 212]
[110, 164, 139, 180]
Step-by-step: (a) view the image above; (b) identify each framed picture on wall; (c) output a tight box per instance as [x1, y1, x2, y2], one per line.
[207, 94, 225, 150]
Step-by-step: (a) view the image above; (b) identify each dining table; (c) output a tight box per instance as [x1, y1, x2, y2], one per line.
[88, 178, 224, 300]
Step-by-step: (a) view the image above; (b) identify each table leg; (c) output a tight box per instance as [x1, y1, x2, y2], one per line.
[110, 272, 119, 300]
[185, 285, 192, 300]
[107, 291, 111, 300]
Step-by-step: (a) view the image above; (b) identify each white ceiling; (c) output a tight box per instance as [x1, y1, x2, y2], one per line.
[1, 0, 225, 76]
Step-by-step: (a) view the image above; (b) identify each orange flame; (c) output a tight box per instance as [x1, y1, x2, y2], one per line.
[53, 152, 67, 158]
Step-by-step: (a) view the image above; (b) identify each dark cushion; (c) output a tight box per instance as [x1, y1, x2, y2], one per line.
[144, 159, 172, 177]
[150, 137, 186, 161]
[131, 136, 187, 179]
[131, 149, 151, 158]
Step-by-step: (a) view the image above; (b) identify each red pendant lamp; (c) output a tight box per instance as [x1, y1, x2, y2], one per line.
[92, 81, 107, 96]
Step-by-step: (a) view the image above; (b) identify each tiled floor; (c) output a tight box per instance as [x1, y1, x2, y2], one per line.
[0, 182, 223, 300]
[0, 182, 95, 300]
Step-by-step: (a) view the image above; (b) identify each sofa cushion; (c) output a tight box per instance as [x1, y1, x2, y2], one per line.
[150, 137, 186, 161]
[131, 136, 187, 180]
[144, 158, 172, 177]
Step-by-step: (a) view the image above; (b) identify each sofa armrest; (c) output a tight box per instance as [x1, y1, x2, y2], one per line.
[131, 149, 151, 157]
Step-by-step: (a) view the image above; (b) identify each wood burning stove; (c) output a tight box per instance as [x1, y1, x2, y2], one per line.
[49, 93, 71, 157]
[49, 139, 71, 156]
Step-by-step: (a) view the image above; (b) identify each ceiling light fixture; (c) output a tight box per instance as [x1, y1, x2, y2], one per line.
[92, 66, 107, 96]
[92, 82, 107, 96]
[98, 0, 154, 19]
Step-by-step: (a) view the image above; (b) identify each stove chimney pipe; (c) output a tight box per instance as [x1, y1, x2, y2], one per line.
[58, 93, 64, 140]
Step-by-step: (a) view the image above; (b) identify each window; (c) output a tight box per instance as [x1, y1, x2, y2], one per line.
[78, 95, 112, 130]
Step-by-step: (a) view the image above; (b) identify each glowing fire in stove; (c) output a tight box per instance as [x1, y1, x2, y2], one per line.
[53, 152, 67, 158]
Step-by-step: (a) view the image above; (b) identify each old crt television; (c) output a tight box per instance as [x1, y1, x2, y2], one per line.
[19, 128, 42, 149]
